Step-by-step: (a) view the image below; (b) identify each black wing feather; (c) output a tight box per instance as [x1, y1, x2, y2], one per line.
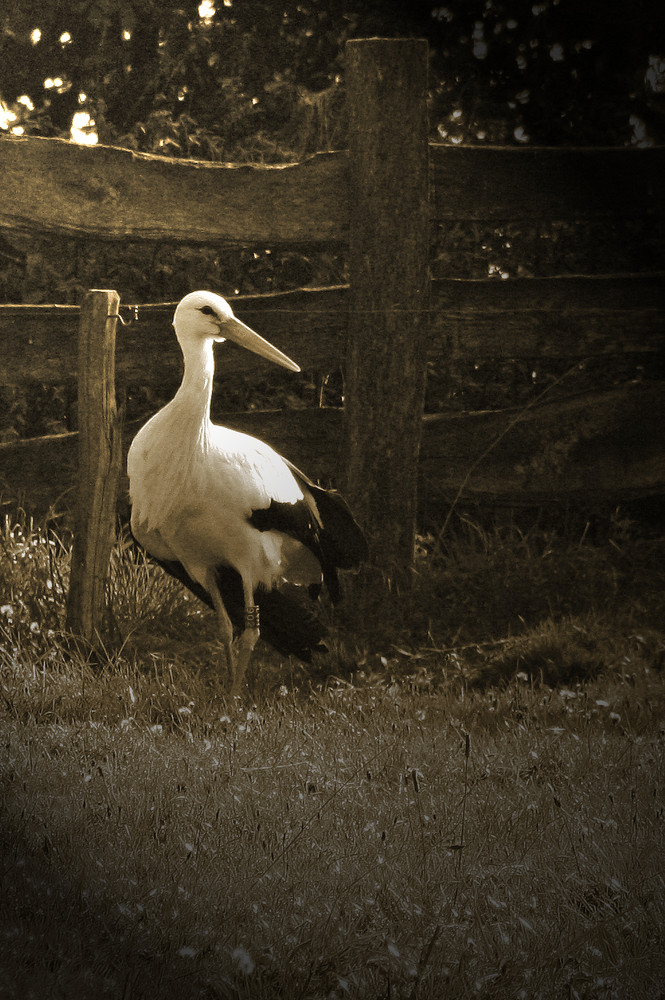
[250, 458, 368, 604]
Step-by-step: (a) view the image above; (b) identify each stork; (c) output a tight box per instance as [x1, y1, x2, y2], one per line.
[127, 290, 368, 693]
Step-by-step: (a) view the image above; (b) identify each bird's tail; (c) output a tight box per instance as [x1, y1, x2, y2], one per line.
[255, 584, 327, 662]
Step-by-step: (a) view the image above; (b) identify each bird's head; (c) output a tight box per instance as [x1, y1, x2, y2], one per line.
[173, 290, 300, 372]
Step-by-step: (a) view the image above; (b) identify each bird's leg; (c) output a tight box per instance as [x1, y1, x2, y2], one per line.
[230, 582, 260, 695]
[205, 569, 236, 687]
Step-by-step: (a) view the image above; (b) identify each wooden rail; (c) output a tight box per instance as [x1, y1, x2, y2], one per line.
[2, 139, 664, 245]
[2, 274, 663, 389]
[0, 140, 348, 247]
[429, 145, 665, 221]
[3, 383, 663, 526]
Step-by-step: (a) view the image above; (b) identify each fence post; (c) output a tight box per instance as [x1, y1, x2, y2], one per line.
[66, 289, 122, 647]
[342, 37, 430, 574]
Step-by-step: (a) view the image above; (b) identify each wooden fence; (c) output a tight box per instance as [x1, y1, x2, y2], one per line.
[1, 39, 664, 593]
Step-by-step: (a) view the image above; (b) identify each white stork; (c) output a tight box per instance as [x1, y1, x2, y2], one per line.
[127, 290, 367, 693]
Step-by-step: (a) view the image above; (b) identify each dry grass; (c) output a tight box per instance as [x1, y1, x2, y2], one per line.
[1, 507, 665, 998]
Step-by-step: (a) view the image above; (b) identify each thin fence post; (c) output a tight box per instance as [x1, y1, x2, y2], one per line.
[342, 37, 430, 575]
[66, 289, 122, 647]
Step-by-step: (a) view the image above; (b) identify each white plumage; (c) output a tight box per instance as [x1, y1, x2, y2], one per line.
[127, 290, 367, 693]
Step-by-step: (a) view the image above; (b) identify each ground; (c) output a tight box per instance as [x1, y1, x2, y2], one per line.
[1, 510, 664, 998]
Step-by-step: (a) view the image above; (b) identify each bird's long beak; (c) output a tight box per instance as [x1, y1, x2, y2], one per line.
[220, 317, 301, 373]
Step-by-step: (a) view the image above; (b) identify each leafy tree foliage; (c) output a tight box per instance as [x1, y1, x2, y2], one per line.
[2, 0, 664, 152]
[429, 0, 665, 146]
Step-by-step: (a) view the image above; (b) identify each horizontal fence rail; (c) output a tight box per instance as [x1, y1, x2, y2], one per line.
[0, 138, 348, 247]
[2, 382, 663, 525]
[2, 136, 664, 248]
[1, 274, 664, 388]
[429, 145, 665, 221]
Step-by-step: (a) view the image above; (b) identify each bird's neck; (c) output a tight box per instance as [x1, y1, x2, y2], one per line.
[175, 340, 215, 423]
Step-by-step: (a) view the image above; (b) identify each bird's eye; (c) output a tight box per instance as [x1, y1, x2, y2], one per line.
[200, 305, 216, 316]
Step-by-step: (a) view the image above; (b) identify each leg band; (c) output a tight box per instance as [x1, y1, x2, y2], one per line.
[245, 605, 260, 630]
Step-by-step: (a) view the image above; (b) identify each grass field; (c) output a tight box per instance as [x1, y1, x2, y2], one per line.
[1, 507, 665, 999]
